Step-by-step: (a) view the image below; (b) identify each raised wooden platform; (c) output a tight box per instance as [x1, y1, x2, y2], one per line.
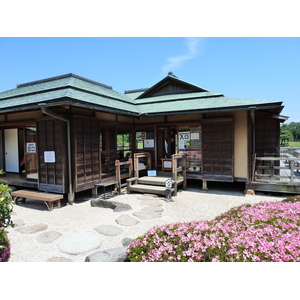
[127, 176, 175, 196]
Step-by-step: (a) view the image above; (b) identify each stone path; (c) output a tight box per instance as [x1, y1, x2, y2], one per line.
[10, 194, 165, 262]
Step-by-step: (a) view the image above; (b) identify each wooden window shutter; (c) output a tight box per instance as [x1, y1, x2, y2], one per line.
[202, 118, 234, 182]
[37, 119, 67, 193]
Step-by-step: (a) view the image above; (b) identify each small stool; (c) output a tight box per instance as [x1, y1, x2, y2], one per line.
[93, 181, 117, 199]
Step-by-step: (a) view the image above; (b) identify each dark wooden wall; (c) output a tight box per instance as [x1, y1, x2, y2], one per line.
[37, 119, 67, 193]
[255, 112, 280, 157]
[73, 117, 101, 192]
[202, 118, 234, 182]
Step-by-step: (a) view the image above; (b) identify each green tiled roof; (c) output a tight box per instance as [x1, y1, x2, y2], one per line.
[0, 73, 283, 116]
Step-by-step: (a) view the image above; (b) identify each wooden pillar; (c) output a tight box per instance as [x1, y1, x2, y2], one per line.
[202, 179, 208, 191]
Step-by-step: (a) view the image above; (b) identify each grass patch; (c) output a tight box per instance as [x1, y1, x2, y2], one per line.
[288, 141, 300, 147]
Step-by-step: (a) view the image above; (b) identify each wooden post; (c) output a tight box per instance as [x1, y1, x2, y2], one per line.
[291, 160, 295, 183]
[202, 180, 208, 191]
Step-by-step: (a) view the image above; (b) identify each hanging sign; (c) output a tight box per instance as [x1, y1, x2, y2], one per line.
[26, 142, 36, 153]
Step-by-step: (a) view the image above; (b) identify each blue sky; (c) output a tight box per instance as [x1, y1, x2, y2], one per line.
[0, 37, 299, 122]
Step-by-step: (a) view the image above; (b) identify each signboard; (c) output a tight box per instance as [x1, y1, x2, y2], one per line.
[136, 132, 146, 140]
[44, 151, 55, 163]
[178, 131, 190, 149]
[144, 139, 154, 148]
[26, 142, 36, 153]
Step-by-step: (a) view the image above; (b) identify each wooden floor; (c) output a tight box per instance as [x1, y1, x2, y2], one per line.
[247, 160, 300, 194]
[0, 173, 38, 189]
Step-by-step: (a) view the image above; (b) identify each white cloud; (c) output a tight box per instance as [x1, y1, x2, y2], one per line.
[162, 37, 203, 73]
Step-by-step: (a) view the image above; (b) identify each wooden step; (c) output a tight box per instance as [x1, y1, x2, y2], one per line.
[137, 176, 170, 186]
[137, 176, 184, 186]
[128, 184, 174, 196]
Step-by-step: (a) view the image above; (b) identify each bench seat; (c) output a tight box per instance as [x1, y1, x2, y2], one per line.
[11, 190, 63, 211]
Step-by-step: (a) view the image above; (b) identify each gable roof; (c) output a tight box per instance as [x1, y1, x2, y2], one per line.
[0, 73, 284, 117]
[136, 72, 209, 99]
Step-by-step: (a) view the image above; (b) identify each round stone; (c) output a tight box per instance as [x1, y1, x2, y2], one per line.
[141, 206, 164, 212]
[58, 232, 102, 255]
[133, 211, 162, 219]
[93, 225, 124, 236]
[140, 199, 163, 207]
[115, 214, 140, 226]
[47, 256, 73, 262]
[36, 230, 62, 244]
[15, 223, 48, 234]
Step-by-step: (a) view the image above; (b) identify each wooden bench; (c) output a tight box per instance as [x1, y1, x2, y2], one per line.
[11, 190, 63, 211]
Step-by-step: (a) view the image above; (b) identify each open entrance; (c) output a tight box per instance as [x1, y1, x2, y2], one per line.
[2, 127, 37, 179]
[157, 126, 176, 170]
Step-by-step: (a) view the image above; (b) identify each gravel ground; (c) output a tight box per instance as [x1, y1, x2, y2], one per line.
[7, 182, 286, 262]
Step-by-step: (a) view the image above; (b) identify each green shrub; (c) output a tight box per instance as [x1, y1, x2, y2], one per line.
[0, 229, 10, 262]
[0, 184, 14, 229]
[281, 195, 300, 203]
[0, 184, 14, 262]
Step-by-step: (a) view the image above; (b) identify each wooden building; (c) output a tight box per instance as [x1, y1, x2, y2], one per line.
[0, 73, 291, 203]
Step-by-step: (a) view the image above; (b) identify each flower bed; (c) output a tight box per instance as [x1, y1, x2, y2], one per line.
[0, 228, 10, 262]
[126, 196, 300, 262]
[0, 184, 14, 262]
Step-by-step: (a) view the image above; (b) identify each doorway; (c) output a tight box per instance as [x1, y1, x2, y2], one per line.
[157, 126, 176, 169]
[4, 128, 20, 173]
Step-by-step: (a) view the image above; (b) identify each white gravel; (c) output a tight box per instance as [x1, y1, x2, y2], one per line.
[7, 184, 286, 262]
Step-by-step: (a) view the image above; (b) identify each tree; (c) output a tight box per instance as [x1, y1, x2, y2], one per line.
[280, 127, 293, 145]
[280, 122, 300, 143]
[288, 122, 300, 141]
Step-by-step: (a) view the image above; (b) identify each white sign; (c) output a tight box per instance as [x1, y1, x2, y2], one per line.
[147, 170, 157, 177]
[191, 132, 200, 140]
[144, 139, 154, 148]
[26, 142, 36, 153]
[44, 151, 55, 163]
[164, 161, 172, 168]
[179, 131, 190, 149]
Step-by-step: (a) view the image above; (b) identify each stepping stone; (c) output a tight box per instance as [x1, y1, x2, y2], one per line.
[139, 199, 163, 207]
[85, 246, 127, 262]
[36, 230, 62, 244]
[141, 206, 164, 212]
[133, 211, 162, 220]
[14, 223, 48, 234]
[115, 214, 140, 226]
[47, 256, 73, 262]
[93, 225, 124, 236]
[58, 232, 102, 255]
[122, 237, 134, 247]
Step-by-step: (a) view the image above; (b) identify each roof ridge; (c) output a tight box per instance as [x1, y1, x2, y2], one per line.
[17, 73, 113, 90]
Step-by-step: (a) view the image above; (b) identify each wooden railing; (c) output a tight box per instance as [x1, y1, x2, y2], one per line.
[253, 156, 300, 184]
[171, 153, 187, 194]
[133, 152, 151, 178]
[115, 158, 133, 193]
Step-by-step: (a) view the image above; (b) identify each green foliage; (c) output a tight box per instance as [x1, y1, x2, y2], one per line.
[281, 122, 300, 143]
[0, 184, 14, 229]
[0, 184, 13, 262]
[280, 124, 294, 145]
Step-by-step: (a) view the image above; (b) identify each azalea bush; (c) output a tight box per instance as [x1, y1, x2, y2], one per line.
[0, 184, 14, 262]
[127, 196, 300, 262]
